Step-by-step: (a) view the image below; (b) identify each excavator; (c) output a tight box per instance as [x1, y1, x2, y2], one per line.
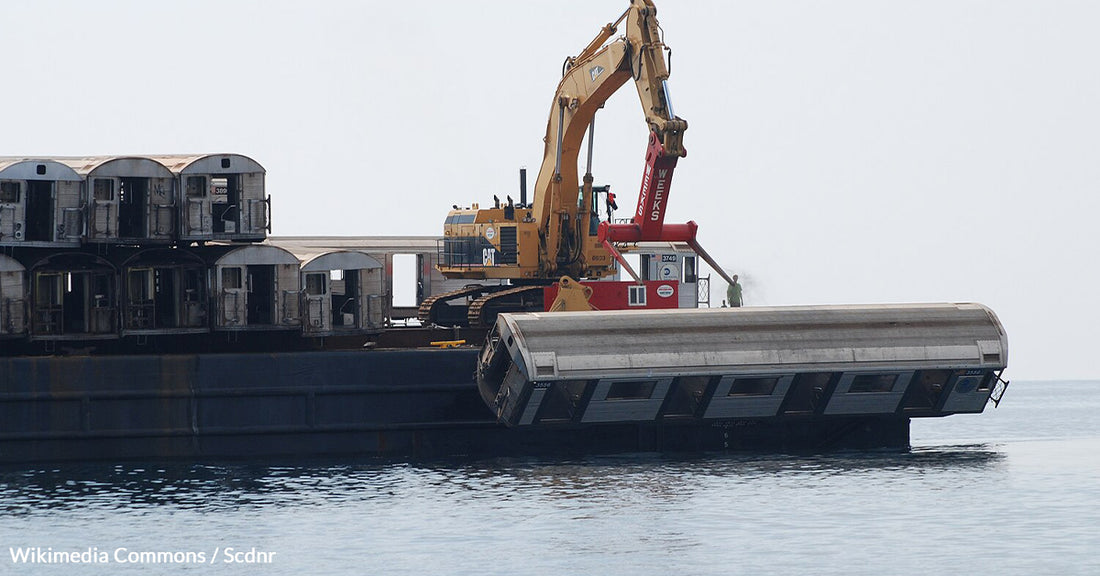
[419, 0, 736, 328]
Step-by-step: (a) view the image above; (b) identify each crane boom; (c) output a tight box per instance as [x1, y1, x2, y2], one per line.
[530, 0, 687, 277]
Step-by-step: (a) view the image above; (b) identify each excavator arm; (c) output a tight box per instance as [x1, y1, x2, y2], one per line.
[592, 3, 738, 289]
[623, 0, 687, 157]
[530, 0, 688, 277]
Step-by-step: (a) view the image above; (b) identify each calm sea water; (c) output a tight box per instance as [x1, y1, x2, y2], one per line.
[1, 381, 1097, 575]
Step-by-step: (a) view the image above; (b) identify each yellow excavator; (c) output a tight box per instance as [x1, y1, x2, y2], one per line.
[420, 0, 736, 327]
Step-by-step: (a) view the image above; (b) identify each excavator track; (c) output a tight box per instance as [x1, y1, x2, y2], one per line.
[419, 284, 547, 328]
[417, 285, 501, 327]
[466, 286, 546, 328]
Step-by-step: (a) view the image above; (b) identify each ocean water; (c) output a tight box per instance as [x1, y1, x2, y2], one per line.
[0, 381, 1097, 575]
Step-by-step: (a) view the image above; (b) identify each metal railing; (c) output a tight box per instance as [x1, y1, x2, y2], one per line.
[697, 275, 710, 307]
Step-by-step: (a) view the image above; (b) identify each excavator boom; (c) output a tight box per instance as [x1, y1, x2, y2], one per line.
[530, 0, 688, 276]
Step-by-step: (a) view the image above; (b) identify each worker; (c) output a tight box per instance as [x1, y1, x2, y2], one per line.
[606, 191, 618, 221]
[726, 275, 742, 307]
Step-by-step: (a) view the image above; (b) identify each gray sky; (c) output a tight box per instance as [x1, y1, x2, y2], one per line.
[3, 0, 1096, 380]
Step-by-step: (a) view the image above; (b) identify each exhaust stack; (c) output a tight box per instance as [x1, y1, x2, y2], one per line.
[519, 168, 527, 207]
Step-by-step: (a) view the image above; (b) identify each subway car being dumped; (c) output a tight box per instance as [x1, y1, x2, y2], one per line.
[0, 153, 1009, 463]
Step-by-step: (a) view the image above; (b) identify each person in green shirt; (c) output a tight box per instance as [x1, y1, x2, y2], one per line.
[726, 274, 742, 307]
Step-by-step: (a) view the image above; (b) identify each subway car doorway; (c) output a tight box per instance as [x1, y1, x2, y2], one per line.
[25, 181, 53, 242]
[246, 265, 275, 325]
[118, 177, 148, 238]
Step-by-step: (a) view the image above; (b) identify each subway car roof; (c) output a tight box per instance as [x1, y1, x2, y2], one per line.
[268, 236, 444, 253]
[51, 156, 175, 178]
[492, 303, 1009, 382]
[147, 154, 265, 175]
[214, 244, 300, 267]
[298, 251, 384, 272]
[121, 248, 207, 268]
[0, 159, 82, 181]
[0, 154, 263, 178]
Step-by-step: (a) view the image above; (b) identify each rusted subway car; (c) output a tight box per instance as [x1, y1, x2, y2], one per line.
[0, 241, 455, 345]
[150, 154, 268, 242]
[1, 153, 267, 248]
[0, 159, 83, 246]
[52, 156, 178, 244]
[0, 153, 509, 345]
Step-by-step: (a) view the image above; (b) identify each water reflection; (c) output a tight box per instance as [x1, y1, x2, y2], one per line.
[0, 446, 1005, 516]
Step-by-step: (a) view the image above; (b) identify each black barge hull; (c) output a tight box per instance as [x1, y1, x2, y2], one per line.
[0, 348, 910, 463]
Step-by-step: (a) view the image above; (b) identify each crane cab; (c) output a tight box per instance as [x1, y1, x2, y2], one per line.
[438, 203, 539, 279]
[438, 199, 617, 282]
[630, 242, 703, 308]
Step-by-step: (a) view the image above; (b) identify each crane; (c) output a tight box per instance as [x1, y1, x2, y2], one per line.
[420, 0, 735, 327]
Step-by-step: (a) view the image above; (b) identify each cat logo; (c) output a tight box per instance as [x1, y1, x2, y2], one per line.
[589, 65, 605, 82]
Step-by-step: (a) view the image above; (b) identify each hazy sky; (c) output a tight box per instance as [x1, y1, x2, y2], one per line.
[2, 0, 1096, 380]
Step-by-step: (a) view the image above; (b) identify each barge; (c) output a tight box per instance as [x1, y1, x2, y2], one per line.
[0, 153, 1008, 463]
[0, 321, 1005, 463]
[0, 1, 1012, 463]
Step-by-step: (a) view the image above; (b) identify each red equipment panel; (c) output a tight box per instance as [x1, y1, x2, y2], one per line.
[543, 281, 680, 311]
